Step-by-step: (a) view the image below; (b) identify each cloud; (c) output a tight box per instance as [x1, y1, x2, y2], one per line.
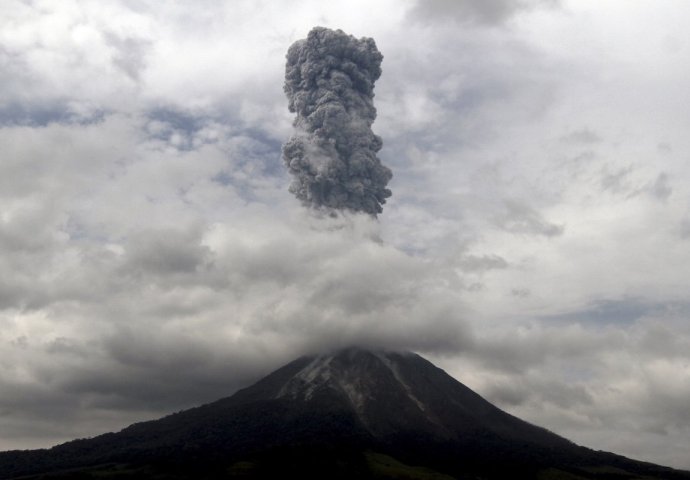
[2, 0, 690, 472]
[560, 128, 602, 145]
[541, 298, 658, 326]
[122, 228, 213, 277]
[0, 110, 471, 444]
[0, 213, 472, 444]
[494, 200, 564, 237]
[433, 301, 690, 469]
[600, 165, 634, 195]
[456, 254, 508, 272]
[408, 0, 561, 26]
[649, 172, 672, 201]
[680, 218, 690, 240]
[103, 31, 151, 82]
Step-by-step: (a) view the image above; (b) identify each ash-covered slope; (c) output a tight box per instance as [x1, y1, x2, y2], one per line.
[270, 348, 576, 447]
[1, 347, 688, 479]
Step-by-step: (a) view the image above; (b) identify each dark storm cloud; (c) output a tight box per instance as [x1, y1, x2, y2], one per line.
[282, 27, 392, 216]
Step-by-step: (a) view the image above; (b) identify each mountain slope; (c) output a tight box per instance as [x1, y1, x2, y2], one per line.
[1, 347, 688, 479]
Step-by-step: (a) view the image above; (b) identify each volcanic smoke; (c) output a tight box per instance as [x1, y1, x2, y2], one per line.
[282, 27, 392, 216]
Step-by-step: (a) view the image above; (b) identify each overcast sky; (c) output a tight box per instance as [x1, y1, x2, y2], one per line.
[1, 0, 689, 470]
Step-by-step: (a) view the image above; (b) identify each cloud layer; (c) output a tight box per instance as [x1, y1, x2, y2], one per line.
[1, 0, 690, 471]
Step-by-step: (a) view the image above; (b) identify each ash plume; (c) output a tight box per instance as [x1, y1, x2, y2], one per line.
[282, 27, 392, 216]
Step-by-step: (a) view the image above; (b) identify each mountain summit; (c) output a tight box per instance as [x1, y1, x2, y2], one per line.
[1, 347, 689, 479]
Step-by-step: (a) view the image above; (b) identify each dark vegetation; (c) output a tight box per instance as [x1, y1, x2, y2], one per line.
[2, 348, 689, 479]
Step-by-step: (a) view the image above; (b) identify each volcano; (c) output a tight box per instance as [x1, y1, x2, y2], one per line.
[1, 347, 688, 479]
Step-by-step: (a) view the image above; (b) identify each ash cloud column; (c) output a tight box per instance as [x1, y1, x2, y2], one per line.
[282, 27, 392, 217]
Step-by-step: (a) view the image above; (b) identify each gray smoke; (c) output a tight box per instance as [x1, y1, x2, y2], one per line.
[282, 27, 392, 216]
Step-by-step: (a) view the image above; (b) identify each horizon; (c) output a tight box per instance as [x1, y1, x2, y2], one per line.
[1, 0, 689, 471]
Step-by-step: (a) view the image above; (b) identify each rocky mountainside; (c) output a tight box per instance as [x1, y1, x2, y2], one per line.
[1, 347, 689, 479]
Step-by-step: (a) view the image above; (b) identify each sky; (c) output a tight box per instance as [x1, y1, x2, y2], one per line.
[1, 0, 689, 471]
